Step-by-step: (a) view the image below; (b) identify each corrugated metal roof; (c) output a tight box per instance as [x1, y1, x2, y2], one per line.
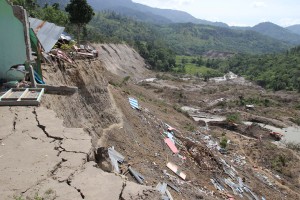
[29, 17, 65, 53]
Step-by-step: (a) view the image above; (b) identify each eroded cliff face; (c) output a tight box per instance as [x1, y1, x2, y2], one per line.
[94, 44, 151, 82]
[42, 59, 121, 148]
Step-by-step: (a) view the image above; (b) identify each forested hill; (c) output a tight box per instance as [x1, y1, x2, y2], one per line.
[221, 46, 300, 91]
[252, 22, 300, 45]
[287, 25, 300, 36]
[37, 0, 228, 27]
[87, 12, 291, 55]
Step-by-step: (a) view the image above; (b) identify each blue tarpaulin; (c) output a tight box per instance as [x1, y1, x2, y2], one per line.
[34, 70, 45, 84]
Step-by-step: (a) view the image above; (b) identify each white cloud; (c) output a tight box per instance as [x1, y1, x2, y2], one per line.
[279, 18, 300, 27]
[252, 1, 266, 8]
[133, 0, 300, 27]
[133, 0, 195, 9]
[228, 22, 251, 27]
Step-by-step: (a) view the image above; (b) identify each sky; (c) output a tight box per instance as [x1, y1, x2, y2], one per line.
[132, 0, 300, 27]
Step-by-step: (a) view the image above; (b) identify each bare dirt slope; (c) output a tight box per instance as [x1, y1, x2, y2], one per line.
[95, 43, 152, 82]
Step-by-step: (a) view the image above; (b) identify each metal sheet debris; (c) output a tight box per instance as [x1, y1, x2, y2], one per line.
[108, 147, 125, 174]
[166, 189, 174, 200]
[128, 166, 145, 184]
[156, 182, 167, 194]
[29, 17, 65, 53]
[167, 182, 180, 193]
[128, 97, 140, 110]
[164, 138, 179, 154]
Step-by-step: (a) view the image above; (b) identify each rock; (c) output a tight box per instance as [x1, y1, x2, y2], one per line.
[94, 147, 113, 172]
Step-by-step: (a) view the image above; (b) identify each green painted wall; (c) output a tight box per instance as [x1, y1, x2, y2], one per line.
[0, 0, 27, 81]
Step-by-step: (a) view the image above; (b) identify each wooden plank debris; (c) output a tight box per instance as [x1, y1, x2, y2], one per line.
[0, 88, 44, 106]
[166, 162, 186, 180]
[37, 84, 78, 94]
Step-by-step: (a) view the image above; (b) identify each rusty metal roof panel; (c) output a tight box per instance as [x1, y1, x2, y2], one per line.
[29, 17, 65, 53]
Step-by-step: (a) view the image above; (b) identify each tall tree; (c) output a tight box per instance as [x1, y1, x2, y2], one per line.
[65, 0, 94, 44]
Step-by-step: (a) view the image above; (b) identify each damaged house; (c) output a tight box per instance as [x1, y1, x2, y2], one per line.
[0, 0, 31, 82]
[0, 0, 77, 106]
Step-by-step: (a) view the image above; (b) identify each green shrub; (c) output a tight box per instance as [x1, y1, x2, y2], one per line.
[291, 117, 300, 125]
[120, 76, 130, 86]
[220, 136, 228, 149]
[184, 123, 195, 132]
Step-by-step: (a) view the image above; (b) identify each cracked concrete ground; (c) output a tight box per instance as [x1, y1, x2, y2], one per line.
[0, 107, 160, 200]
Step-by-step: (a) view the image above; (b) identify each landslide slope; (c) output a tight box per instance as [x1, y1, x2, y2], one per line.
[40, 44, 300, 200]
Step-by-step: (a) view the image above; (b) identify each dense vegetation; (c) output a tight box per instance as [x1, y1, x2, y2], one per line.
[87, 12, 291, 55]
[87, 12, 176, 71]
[207, 46, 300, 92]
[12, 0, 69, 26]
[252, 22, 300, 45]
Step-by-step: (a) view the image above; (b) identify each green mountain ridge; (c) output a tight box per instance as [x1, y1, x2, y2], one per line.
[37, 0, 228, 27]
[252, 22, 300, 45]
[88, 12, 291, 55]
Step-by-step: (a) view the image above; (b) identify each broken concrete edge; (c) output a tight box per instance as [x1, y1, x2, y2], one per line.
[36, 84, 78, 94]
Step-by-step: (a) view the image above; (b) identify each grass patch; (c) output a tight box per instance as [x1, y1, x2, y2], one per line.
[271, 154, 289, 173]
[173, 104, 190, 118]
[284, 141, 300, 152]
[174, 55, 223, 77]
[291, 117, 300, 125]
[184, 122, 196, 132]
[226, 113, 241, 123]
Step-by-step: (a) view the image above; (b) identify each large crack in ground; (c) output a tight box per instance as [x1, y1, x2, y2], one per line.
[67, 180, 85, 199]
[0, 109, 18, 142]
[13, 112, 17, 130]
[33, 108, 64, 141]
[51, 158, 67, 175]
[118, 181, 127, 200]
[30, 108, 88, 199]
